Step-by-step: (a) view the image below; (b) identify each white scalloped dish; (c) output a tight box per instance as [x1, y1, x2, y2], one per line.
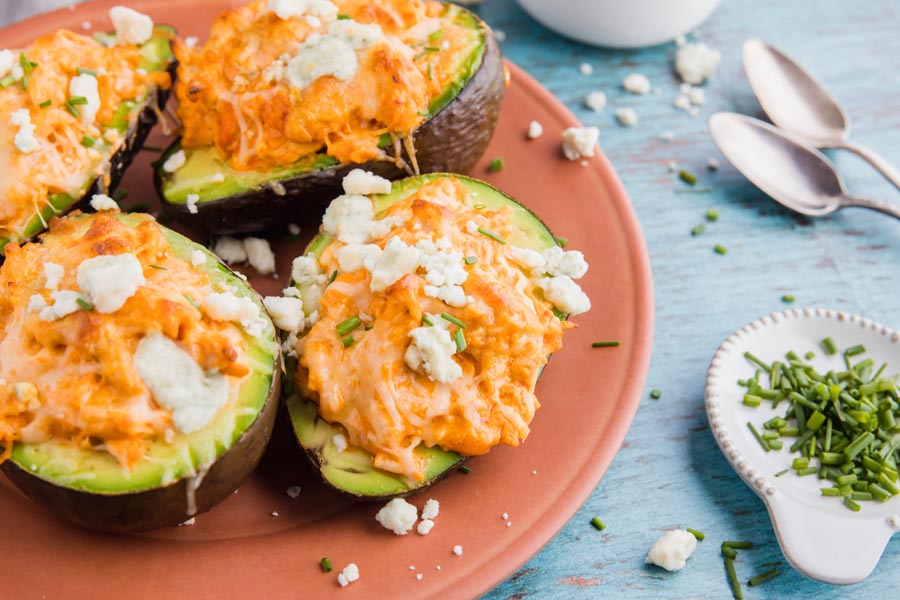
[706, 308, 900, 584]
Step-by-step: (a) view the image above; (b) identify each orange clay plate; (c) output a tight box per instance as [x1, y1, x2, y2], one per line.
[0, 2, 653, 597]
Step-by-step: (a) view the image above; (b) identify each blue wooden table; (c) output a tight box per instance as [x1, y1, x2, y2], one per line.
[471, 0, 900, 598]
[5, 0, 899, 597]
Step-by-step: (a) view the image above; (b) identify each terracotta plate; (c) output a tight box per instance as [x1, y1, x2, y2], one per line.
[0, 2, 654, 598]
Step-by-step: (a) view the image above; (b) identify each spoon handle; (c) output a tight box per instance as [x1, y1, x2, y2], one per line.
[833, 141, 900, 192]
[842, 195, 900, 220]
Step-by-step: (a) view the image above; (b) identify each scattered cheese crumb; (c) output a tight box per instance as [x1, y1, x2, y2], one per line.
[583, 90, 607, 112]
[615, 107, 638, 127]
[263, 296, 303, 331]
[421, 498, 440, 520]
[526, 120, 543, 139]
[501, 512, 508, 520]
[409, 565, 416, 571]
[436, 565, 441, 571]
[109, 6, 154, 46]
[10, 109, 40, 154]
[203, 292, 265, 336]
[536, 276, 591, 315]
[707, 157, 720, 171]
[688, 87, 706, 105]
[190, 250, 207, 267]
[561, 126, 599, 161]
[675, 34, 687, 46]
[90, 194, 119, 212]
[288, 223, 301, 235]
[244, 237, 277, 275]
[622, 73, 651, 95]
[337, 563, 360, 587]
[579, 63, 593, 75]
[405, 321, 462, 384]
[162, 149, 186, 173]
[675, 42, 721, 84]
[375, 498, 418, 535]
[452, 545, 463, 556]
[342, 168, 392, 195]
[659, 131, 675, 142]
[417, 519, 435, 535]
[646, 530, 698, 571]
[186, 193, 200, 214]
[43, 263, 64, 291]
[286, 485, 302, 498]
[77, 253, 145, 313]
[0, 50, 14, 78]
[38, 290, 82, 322]
[179, 517, 196, 526]
[415, 573, 423, 581]
[271, 511, 279, 517]
[332, 433, 348, 452]
[494, 29, 506, 43]
[213, 237, 247, 264]
[185, 36, 199, 48]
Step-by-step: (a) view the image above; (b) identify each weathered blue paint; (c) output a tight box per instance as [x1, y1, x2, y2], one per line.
[475, 0, 900, 598]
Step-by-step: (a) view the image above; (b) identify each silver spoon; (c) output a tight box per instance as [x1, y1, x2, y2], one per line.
[709, 112, 900, 219]
[743, 39, 900, 192]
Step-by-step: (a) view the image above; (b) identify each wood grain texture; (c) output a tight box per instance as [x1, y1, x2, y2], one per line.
[4, 0, 900, 598]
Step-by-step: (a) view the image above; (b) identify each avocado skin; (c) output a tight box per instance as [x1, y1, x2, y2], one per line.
[2, 357, 280, 533]
[157, 22, 506, 235]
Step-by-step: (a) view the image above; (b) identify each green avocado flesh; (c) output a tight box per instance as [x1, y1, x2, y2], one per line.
[0, 28, 175, 252]
[288, 174, 560, 497]
[9, 213, 278, 494]
[159, 6, 486, 208]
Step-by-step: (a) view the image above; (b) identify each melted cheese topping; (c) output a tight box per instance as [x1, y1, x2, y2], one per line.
[0, 214, 249, 468]
[296, 178, 572, 480]
[0, 30, 171, 242]
[174, 0, 480, 171]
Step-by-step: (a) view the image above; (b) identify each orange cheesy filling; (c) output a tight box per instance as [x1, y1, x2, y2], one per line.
[0, 30, 171, 242]
[296, 178, 572, 480]
[174, 0, 480, 171]
[0, 214, 248, 468]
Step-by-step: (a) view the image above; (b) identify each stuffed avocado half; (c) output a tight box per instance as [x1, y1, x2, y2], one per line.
[156, 0, 505, 234]
[0, 13, 175, 252]
[280, 172, 591, 499]
[0, 211, 280, 532]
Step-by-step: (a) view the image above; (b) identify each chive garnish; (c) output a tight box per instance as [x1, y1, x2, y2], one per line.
[336, 14, 350, 20]
[555, 236, 568, 247]
[149, 265, 166, 270]
[477, 227, 506, 244]
[184, 294, 201, 311]
[721, 544, 737, 559]
[140, 145, 165, 153]
[691, 224, 706, 236]
[453, 328, 466, 352]
[722, 541, 753, 550]
[328, 270, 338, 284]
[413, 47, 439, 61]
[63, 101, 80, 117]
[20, 76, 28, 90]
[458, 465, 472, 474]
[473, 204, 486, 210]
[590, 517, 605, 531]
[650, 389, 662, 399]
[422, 315, 435, 327]
[464, 256, 478, 265]
[320, 557, 333, 572]
[747, 568, 780, 587]
[774, 468, 789, 477]
[76, 298, 94, 311]
[341, 336, 355, 348]
[488, 158, 504, 173]
[39, 99, 51, 108]
[822, 337, 838, 356]
[76, 67, 98, 77]
[714, 244, 728, 255]
[706, 208, 719, 222]
[782, 294, 795, 303]
[69, 95, 88, 105]
[440, 313, 466, 329]
[427, 62, 434, 81]
[428, 28, 444, 40]
[336, 315, 361, 337]
[0, 75, 15, 88]
[592, 341, 620, 348]
[20, 53, 36, 75]
[845, 344, 866, 357]
[686, 528, 704, 540]
[81, 135, 95, 148]
[679, 169, 698, 185]
[724, 557, 743, 599]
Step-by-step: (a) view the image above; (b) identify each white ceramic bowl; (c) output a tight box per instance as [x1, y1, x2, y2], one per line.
[516, 0, 721, 48]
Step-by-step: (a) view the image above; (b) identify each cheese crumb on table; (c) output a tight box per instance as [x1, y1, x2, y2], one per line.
[186, 193, 200, 214]
[579, 62, 593, 75]
[244, 237, 276, 275]
[675, 42, 721, 84]
[615, 107, 638, 127]
[417, 519, 435, 535]
[286, 486, 302, 499]
[645, 530, 698, 571]
[623, 73, 652, 95]
[583, 90, 607, 112]
[213, 237, 248, 264]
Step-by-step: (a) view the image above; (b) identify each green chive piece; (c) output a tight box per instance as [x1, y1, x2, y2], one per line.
[427, 61, 434, 81]
[440, 313, 466, 329]
[782, 294, 796, 303]
[679, 169, 698, 185]
[453, 328, 467, 352]
[81, 135, 95, 148]
[843, 496, 861, 512]
[341, 336, 355, 348]
[19, 76, 28, 90]
[336, 315, 361, 337]
[184, 294, 199, 310]
[714, 244, 728, 255]
[822, 337, 838, 356]
[428, 28, 444, 40]
[650, 389, 662, 399]
[473, 204, 486, 210]
[706, 208, 720, 222]
[721, 544, 737, 559]
[477, 226, 506, 244]
[744, 352, 771, 372]
[748, 422, 769, 452]
[0, 75, 15, 88]
[20, 53, 36, 75]
[488, 158, 504, 173]
[686, 528, 705, 540]
[63, 101, 80, 117]
[112, 189, 128, 201]
[337, 14, 350, 19]
[422, 315, 434, 327]
[747, 568, 780, 587]
[845, 345, 866, 357]
[761, 561, 782, 569]
[148, 265, 166, 270]
[591, 341, 620, 349]
[723, 541, 753, 550]
[590, 517, 605, 531]
[458, 465, 472, 474]
[464, 255, 478, 265]
[774, 468, 789, 477]
[76, 298, 94, 311]
[555, 236, 568, 247]
[725, 557, 743, 599]
[68, 95, 88, 105]
[328, 270, 338, 285]
[320, 557, 333, 572]
[76, 67, 98, 77]
[39, 99, 52, 108]
[743, 394, 762, 407]
[691, 224, 706, 236]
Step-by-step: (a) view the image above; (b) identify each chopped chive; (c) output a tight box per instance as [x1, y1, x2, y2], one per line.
[68, 95, 88, 105]
[822, 337, 838, 356]
[774, 468, 789, 477]
[691, 224, 706, 236]
[76, 298, 94, 311]
[473, 204, 486, 210]
[679, 169, 698, 185]
[743, 394, 762, 407]
[590, 517, 605, 531]
[458, 465, 472, 474]
[722, 541, 753, 550]
[845, 345, 866, 357]
[413, 47, 439, 61]
[797, 466, 819, 476]
[76, 67, 99, 76]
[714, 244, 728, 255]
[336, 315, 361, 337]
[427, 62, 434, 81]
[440, 313, 466, 329]
[747, 568, 780, 587]
[721, 544, 737, 559]
[184, 294, 199, 309]
[328, 270, 338, 284]
[39, 99, 52, 108]
[320, 557, 333, 572]
[19, 53, 36, 75]
[686, 528, 705, 540]
[747, 422, 769, 452]
[81, 135, 95, 148]
[336, 14, 350, 20]
[428, 28, 444, 40]
[488, 158, 504, 173]
[761, 561, 782, 569]
[453, 328, 467, 352]
[650, 389, 662, 399]
[843, 496, 861, 512]
[0, 75, 15, 88]
[592, 340, 620, 348]
[20, 76, 27, 90]
[464, 255, 478, 265]
[63, 101, 80, 117]
[418, 109, 429, 116]
[422, 315, 435, 327]
[341, 336, 355, 348]
[744, 352, 771, 372]
[552, 308, 566, 320]
[555, 236, 568, 247]
[724, 557, 743, 599]
[477, 226, 506, 244]
[782, 294, 795, 303]
[706, 208, 719, 222]
[148, 265, 166, 270]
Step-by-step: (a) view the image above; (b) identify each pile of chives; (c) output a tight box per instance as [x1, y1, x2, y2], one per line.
[740, 338, 900, 511]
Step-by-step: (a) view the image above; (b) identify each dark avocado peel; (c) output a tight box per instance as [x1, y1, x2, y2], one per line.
[285, 173, 564, 500]
[155, 6, 506, 235]
[1, 212, 281, 532]
[0, 27, 177, 254]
